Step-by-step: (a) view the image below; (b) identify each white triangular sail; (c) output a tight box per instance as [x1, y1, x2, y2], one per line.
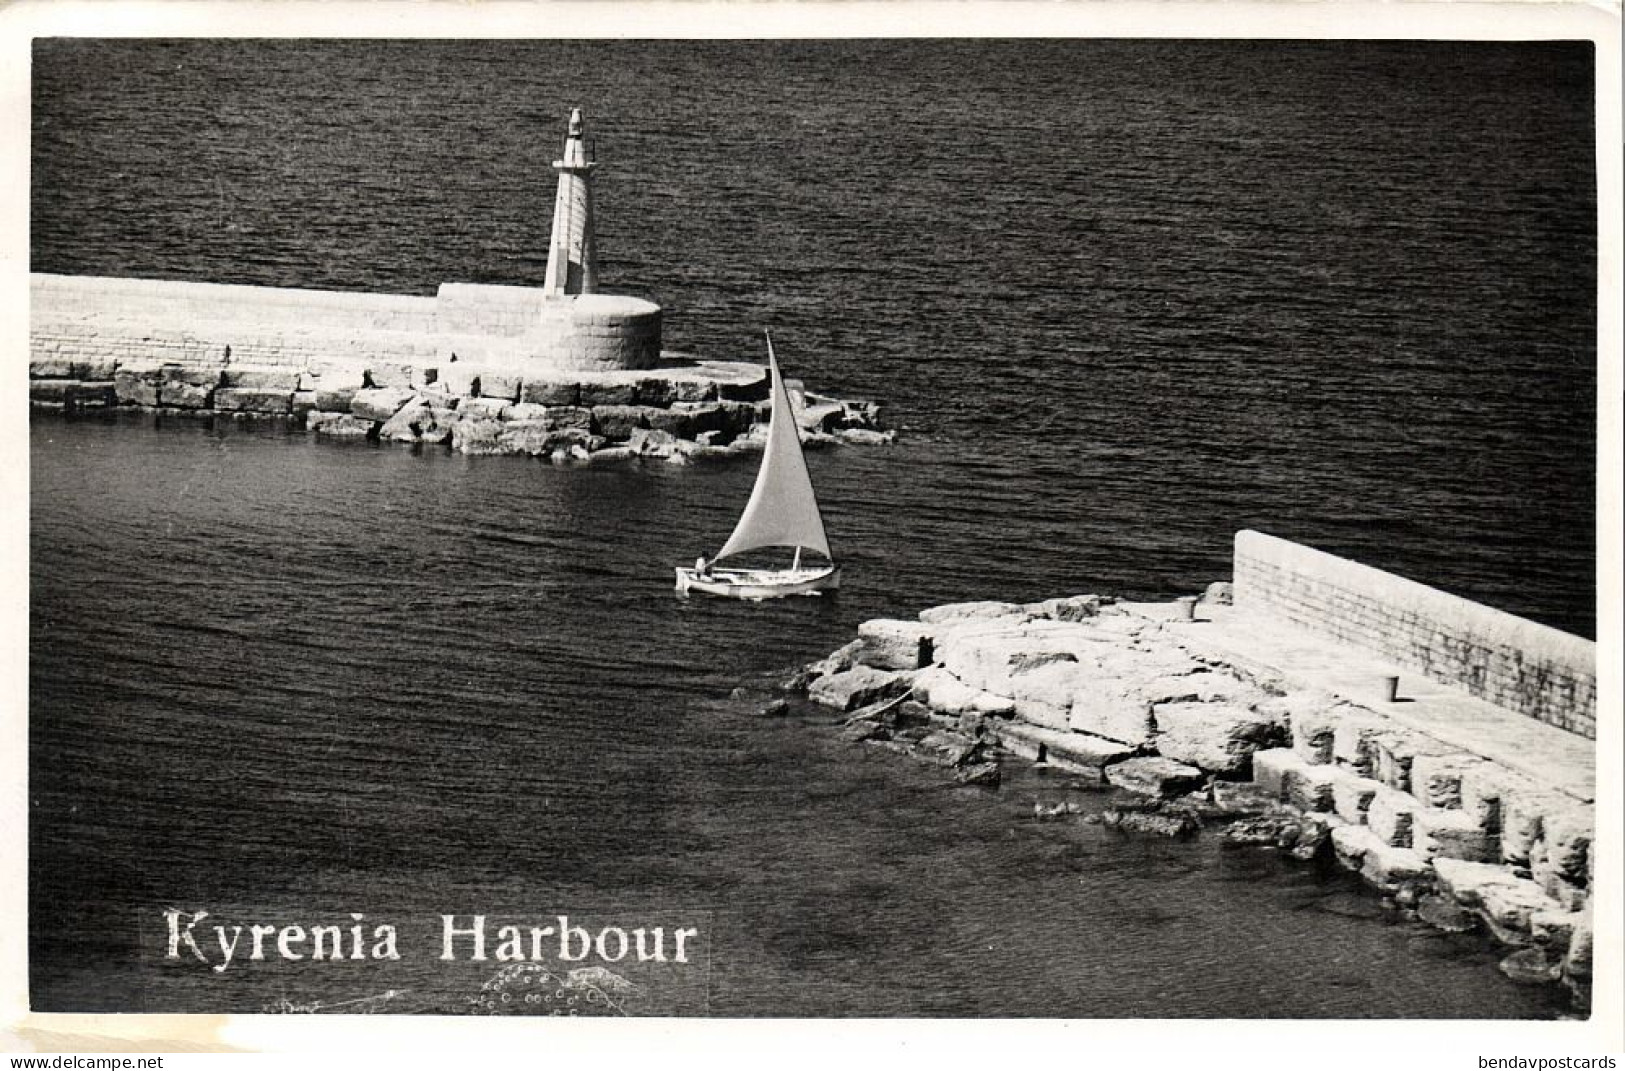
[714, 337, 833, 563]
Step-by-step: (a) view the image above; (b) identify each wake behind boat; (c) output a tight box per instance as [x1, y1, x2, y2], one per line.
[675, 335, 840, 600]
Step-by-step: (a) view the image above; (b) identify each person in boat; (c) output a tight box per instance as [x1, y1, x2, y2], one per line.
[694, 555, 712, 578]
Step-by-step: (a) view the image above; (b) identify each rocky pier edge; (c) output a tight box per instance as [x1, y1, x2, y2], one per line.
[784, 589, 1594, 1009]
[26, 353, 891, 462]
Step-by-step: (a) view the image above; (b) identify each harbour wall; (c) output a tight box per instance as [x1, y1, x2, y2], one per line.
[29, 272, 662, 374]
[27, 273, 889, 461]
[1232, 530, 1596, 739]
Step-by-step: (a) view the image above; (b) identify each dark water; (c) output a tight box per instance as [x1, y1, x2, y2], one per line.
[29, 40, 1595, 1016]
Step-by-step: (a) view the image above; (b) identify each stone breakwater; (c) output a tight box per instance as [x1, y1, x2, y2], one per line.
[793, 592, 1594, 1007]
[27, 353, 890, 462]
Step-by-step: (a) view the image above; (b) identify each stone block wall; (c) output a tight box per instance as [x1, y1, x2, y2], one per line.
[1232, 530, 1596, 738]
[30, 273, 662, 374]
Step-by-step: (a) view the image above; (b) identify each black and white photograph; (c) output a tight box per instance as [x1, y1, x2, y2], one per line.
[6, 1, 1621, 1056]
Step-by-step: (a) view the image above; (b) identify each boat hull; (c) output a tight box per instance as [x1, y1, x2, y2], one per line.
[675, 564, 841, 600]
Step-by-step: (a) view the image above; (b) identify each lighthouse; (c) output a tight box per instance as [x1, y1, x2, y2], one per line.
[543, 108, 598, 296]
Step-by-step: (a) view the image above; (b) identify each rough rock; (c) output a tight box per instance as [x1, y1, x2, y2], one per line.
[1498, 948, 1560, 986]
[378, 399, 432, 442]
[1564, 916, 1592, 982]
[919, 601, 1028, 626]
[804, 638, 864, 683]
[450, 417, 507, 455]
[1210, 780, 1278, 817]
[955, 762, 1001, 787]
[855, 619, 934, 671]
[626, 427, 680, 458]
[456, 397, 509, 420]
[498, 421, 570, 456]
[30, 357, 75, 378]
[1250, 748, 1303, 801]
[306, 412, 375, 439]
[1104, 807, 1201, 839]
[1151, 701, 1281, 776]
[644, 408, 694, 437]
[1417, 894, 1479, 933]
[1103, 756, 1205, 799]
[1140, 671, 1255, 706]
[836, 428, 894, 445]
[351, 387, 416, 422]
[807, 665, 913, 713]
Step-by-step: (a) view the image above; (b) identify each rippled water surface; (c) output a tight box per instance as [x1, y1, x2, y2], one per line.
[29, 40, 1595, 1016]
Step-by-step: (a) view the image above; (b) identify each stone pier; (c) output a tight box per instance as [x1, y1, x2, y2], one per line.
[796, 531, 1597, 1005]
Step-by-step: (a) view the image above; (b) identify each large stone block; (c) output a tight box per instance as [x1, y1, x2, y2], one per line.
[1331, 770, 1382, 824]
[480, 372, 522, 402]
[1374, 730, 1451, 794]
[499, 421, 567, 456]
[458, 397, 509, 420]
[351, 387, 415, 422]
[1331, 709, 1390, 777]
[214, 387, 293, 414]
[578, 380, 639, 407]
[159, 380, 215, 409]
[365, 362, 416, 389]
[1457, 764, 1523, 834]
[807, 665, 913, 712]
[856, 619, 935, 671]
[1285, 762, 1339, 813]
[911, 667, 1015, 718]
[1366, 786, 1417, 847]
[592, 404, 651, 441]
[159, 364, 223, 387]
[114, 365, 161, 406]
[437, 366, 480, 397]
[222, 365, 301, 390]
[72, 381, 118, 408]
[1331, 825, 1430, 893]
[1410, 753, 1482, 810]
[1283, 691, 1344, 764]
[1500, 785, 1566, 866]
[993, 722, 1134, 769]
[30, 379, 79, 404]
[80, 357, 119, 381]
[1068, 690, 1156, 747]
[1412, 807, 1497, 863]
[521, 378, 581, 406]
[314, 386, 360, 411]
[1151, 701, 1280, 776]
[1541, 805, 1593, 885]
[1103, 756, 1205, 799]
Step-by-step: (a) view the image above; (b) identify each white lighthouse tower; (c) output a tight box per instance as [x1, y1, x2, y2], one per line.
[543, 108, 598, 296]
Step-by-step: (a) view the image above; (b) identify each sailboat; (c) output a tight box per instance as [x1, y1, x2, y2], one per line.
[674, 335, 841, 599]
